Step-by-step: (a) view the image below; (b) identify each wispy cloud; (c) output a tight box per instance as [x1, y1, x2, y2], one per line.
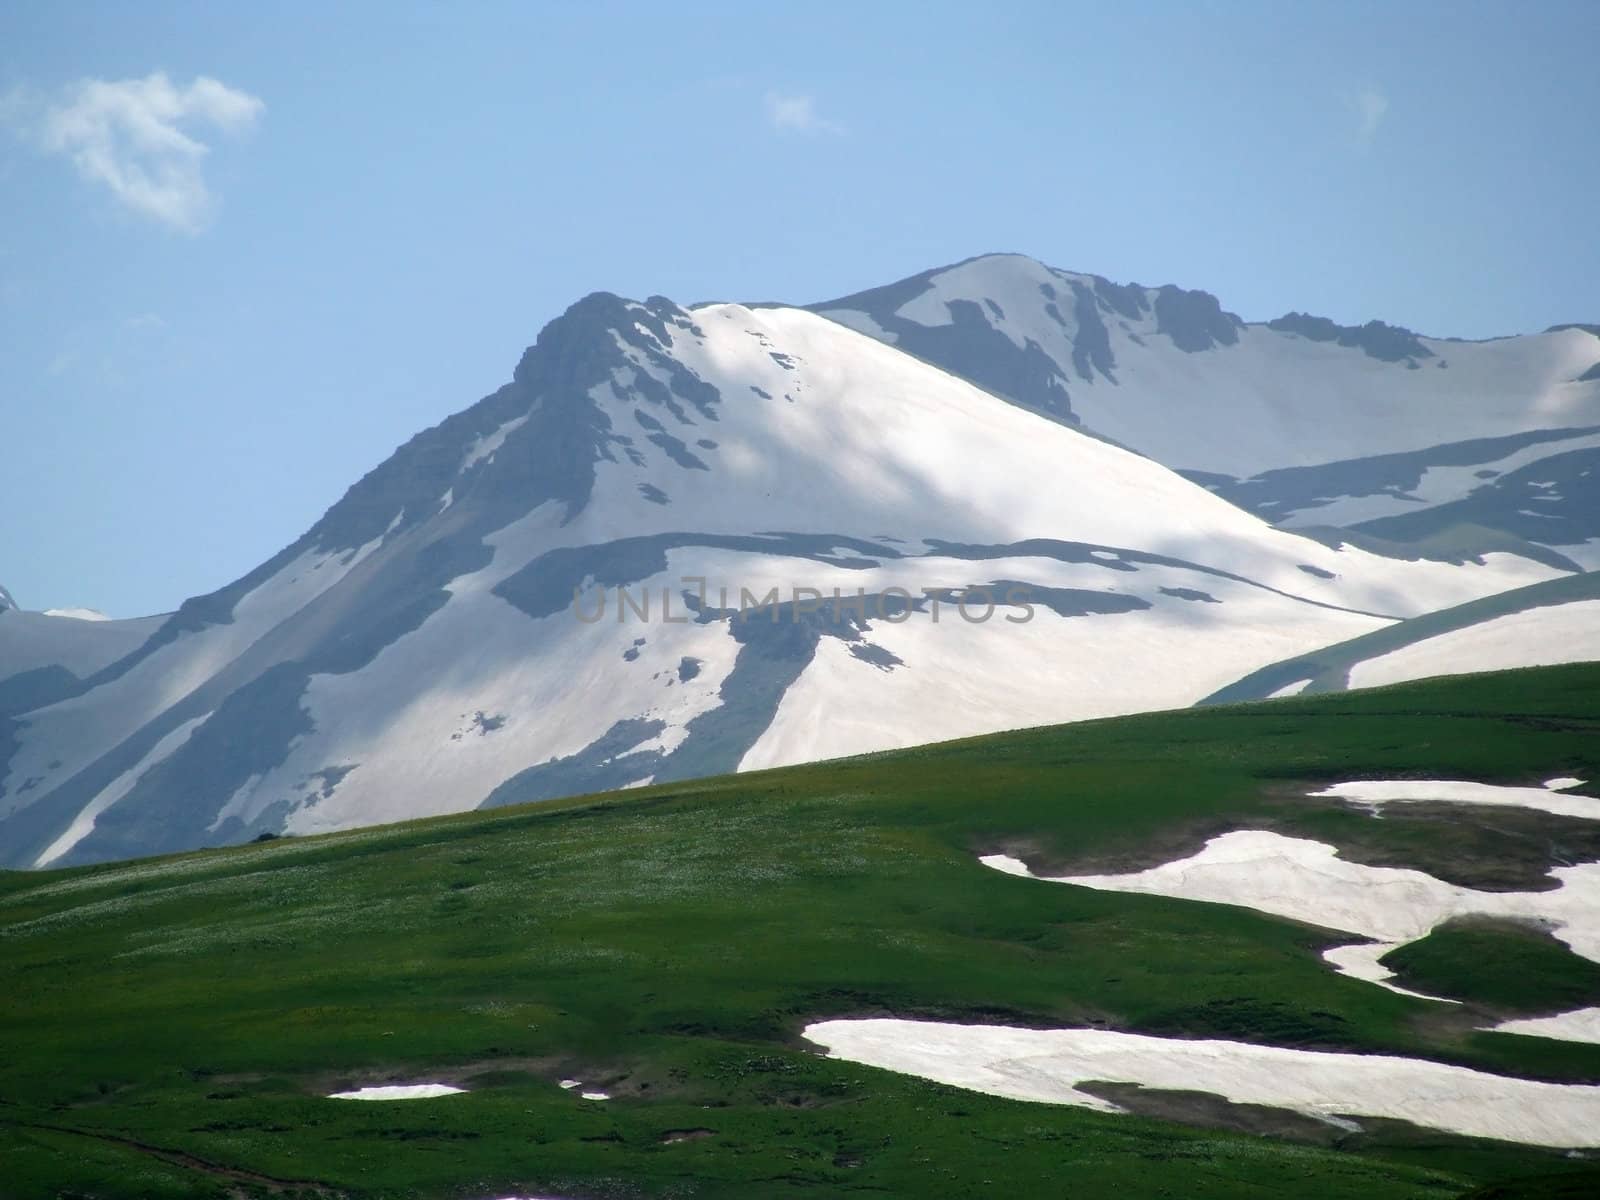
[1347, 85, 1389, 145]
[764, 91, 843, 136]
[18, 72, 263, 232]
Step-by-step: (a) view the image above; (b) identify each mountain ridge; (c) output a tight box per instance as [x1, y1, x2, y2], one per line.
[811, 253, 1600, 561]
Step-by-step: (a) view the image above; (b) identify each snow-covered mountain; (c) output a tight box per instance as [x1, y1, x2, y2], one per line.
[0, 268, 1588, 869]
[812, 255, 1600, 567]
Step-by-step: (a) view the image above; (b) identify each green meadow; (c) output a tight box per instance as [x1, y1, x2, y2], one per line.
[3, 663, 1599, 1199]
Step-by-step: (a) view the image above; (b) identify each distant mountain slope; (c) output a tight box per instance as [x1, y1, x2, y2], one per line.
[811, 254, 1600, 562]
[0, 609, 168, 716]
[1202, 570, 1600, 704]
[0, 291, 1562, 868]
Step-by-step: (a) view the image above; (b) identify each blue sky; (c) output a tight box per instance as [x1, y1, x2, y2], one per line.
[3, 1, 1596, 617]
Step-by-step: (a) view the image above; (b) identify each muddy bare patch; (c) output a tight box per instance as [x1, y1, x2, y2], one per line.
[1077, 1081, 1360, 1144]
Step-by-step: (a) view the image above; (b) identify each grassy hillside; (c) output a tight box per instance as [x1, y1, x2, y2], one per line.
[1381, 919, 1600, 1014]
[3, 663, 1600, 1199]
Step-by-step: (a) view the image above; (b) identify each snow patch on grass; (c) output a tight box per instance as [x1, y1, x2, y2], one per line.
[1312, 778, 1600, 822]
[804, 1018, 1600, 1148]
[981, 830, 1600, 998]
[1491, 1006, 1600, 1045]
[1320, 943, 1458, 1003]
[328, 1083, 466, 1100]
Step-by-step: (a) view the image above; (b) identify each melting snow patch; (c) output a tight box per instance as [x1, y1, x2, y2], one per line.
[1311, 778, 1600, 822]
[1491, 1007, 1600, 1046]
[979, 832, 1600, 999]
[1320, 943, 1457, 1003]
[981, 853, 1033, 879]
[328, 1084, 466, 1100]
[804, 1018, 1600, 1148]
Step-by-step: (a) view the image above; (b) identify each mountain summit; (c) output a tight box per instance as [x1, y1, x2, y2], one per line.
[814, 254, 1600, 561]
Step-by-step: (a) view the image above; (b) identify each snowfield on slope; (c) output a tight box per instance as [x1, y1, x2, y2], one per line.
[1346, 599, 1600, 689]
[804, 1018, 1600, 1148]
[1283, 428, 1600, 530]
[671, 307, 1559, 615]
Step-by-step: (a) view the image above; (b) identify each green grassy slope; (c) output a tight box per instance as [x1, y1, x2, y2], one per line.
[1380, 919, 1600, 1014]
[3, 663, 1599, 1200]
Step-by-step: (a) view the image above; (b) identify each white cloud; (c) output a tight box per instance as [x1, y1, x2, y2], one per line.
[1348, 85, 1389, 145]
[33, 72, 263, 232]
[764, 91, 843, 136]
